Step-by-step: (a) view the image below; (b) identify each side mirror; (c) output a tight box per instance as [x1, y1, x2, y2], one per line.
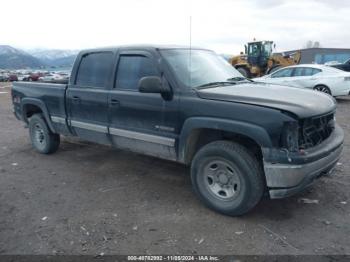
[244, 45, 247, 54]
[138, 76, 162, 93]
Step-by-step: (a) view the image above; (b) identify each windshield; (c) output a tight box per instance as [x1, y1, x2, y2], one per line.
[262, 42, 273, 57]
[160, 49, 244, 89]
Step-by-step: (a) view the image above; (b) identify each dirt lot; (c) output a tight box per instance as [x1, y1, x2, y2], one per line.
[0, 82, 349, 255]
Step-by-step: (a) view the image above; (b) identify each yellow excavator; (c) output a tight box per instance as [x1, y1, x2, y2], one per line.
[229, 40, 301, 78]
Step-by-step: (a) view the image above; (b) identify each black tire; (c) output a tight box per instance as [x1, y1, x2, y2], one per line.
[237, 67, 251, 78]
[191, 141, 264, 216]
[314, 85, 332, 96]
[29, 114, 60, 154]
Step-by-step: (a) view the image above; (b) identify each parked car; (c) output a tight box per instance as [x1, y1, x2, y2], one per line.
[22, 72, 42, 82]
[11, 45, 344, 216]
[38, 73, 64, 82]
[8, 74, 18, 82]
[0, 73, 9, 82]
[57, 72, 70, 81]
[17, 74, 31, 81]
[330, 58, 350, 72]
[254, 64, 350, 96]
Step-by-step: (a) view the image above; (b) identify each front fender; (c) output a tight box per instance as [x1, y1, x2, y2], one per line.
[21, 98, 56, 133]
[178, 117, 272, 163]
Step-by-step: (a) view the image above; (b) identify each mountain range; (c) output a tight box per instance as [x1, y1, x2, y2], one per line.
[0, 45, 78, 69]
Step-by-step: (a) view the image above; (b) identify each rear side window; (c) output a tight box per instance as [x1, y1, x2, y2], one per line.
[293, 67, 305, 76]
[115, 55, 158, 90]
[271, 68, 293, 78]
[76, 52, 113, 88]
[312, 68, 322, 75]
[303, 67, 321, 76]
[293, 67, 322, 77]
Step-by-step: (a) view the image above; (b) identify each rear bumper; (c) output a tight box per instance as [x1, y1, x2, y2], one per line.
[333, 88, 350, 97]
[263, 125, 344, 199]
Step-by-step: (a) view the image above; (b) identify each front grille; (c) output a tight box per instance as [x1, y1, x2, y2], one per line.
[298, 113, 334, 149]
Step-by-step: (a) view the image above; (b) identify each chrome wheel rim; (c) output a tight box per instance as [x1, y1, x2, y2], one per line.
[203, 159, 241, 200]
[33, 123, 46, 148]
[316, 86, 330, 94]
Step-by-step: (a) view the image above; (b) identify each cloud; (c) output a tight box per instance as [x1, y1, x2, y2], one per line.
[247, 0, 288, 9]
[0, 0, 349, 54]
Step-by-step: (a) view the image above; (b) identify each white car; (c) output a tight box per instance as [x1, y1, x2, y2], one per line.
[254, 64, 350, 97]
[17, 74, 30, 81]
[39, 73, 63, 82]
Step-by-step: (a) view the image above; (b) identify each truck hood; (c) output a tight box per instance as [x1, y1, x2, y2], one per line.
[196, 82, 336, 118]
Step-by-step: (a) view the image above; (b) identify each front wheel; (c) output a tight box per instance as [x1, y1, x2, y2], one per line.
[29, 114, 60, 154]
[191, 141, 264, 216]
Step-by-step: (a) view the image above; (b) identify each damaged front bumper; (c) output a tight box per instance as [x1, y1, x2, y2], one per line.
[263, 124, 344, 199]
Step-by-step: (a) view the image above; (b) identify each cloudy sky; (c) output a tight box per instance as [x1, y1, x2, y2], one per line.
[1, 0, 350, 54]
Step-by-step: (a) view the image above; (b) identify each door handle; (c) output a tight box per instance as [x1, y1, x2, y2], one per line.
[109, 99, 120, 106]
[72, 96, 81, 103]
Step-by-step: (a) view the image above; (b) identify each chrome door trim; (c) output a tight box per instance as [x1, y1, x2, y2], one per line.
[51, 116, 66, 124]
[109, 127, 175, 147]
[52, 117, 174, 146]
[70, 120, 108, 133]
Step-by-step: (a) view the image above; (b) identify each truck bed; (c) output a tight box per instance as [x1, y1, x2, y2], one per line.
[12, 81, 68, 129]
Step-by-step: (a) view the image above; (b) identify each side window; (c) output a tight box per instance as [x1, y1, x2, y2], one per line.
[271, 68, 293, 78]
[303, 68, 315, 76]
[115, 55, 158, 90]
[293, 67, 322, 77]
[311, 68, 322, 75]
[76, 52, 113, 88]
[293, 68, 304, 77]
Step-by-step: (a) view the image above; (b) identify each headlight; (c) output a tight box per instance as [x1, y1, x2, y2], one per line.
[281, 121, 299, 152]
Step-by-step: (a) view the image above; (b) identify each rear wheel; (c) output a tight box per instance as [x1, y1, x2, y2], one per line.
[237, 67, 251, 78]
[314, 85, 332, 95]
[191, 141, 264, 216]
[29, 114, 60, 154]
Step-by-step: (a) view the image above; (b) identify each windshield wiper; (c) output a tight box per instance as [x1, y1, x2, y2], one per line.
[196, 81, 236, 89]
[227, 76, 253, 82]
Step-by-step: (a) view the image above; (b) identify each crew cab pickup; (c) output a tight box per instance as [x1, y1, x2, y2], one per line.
[12, 45, 344, 216]
[331, 58, 350, 72]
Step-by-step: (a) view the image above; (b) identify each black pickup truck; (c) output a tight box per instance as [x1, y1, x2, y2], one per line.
[331, 58, 350, 72]
[12, 45, 344, 216]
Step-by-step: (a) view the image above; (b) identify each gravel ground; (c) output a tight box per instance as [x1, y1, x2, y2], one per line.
[0, 82, 349, 255]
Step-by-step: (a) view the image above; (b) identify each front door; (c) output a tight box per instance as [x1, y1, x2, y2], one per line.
[267, 67, 294, 86]
[108, 50, 178, 160]
[66, 51, 114, 145]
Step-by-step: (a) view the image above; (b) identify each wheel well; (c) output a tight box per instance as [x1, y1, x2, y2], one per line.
[184, 128, 263, 165]
[23, 104, 43, 122]
[314, 84, 329, 88]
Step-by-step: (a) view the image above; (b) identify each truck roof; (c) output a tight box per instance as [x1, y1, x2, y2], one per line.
[79, 44, 211, 54]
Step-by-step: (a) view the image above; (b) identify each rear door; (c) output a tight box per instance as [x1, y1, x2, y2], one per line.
[291, 67, 322, 89]
[66, 51, 114, 145]
[108, 50, 178, 160]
